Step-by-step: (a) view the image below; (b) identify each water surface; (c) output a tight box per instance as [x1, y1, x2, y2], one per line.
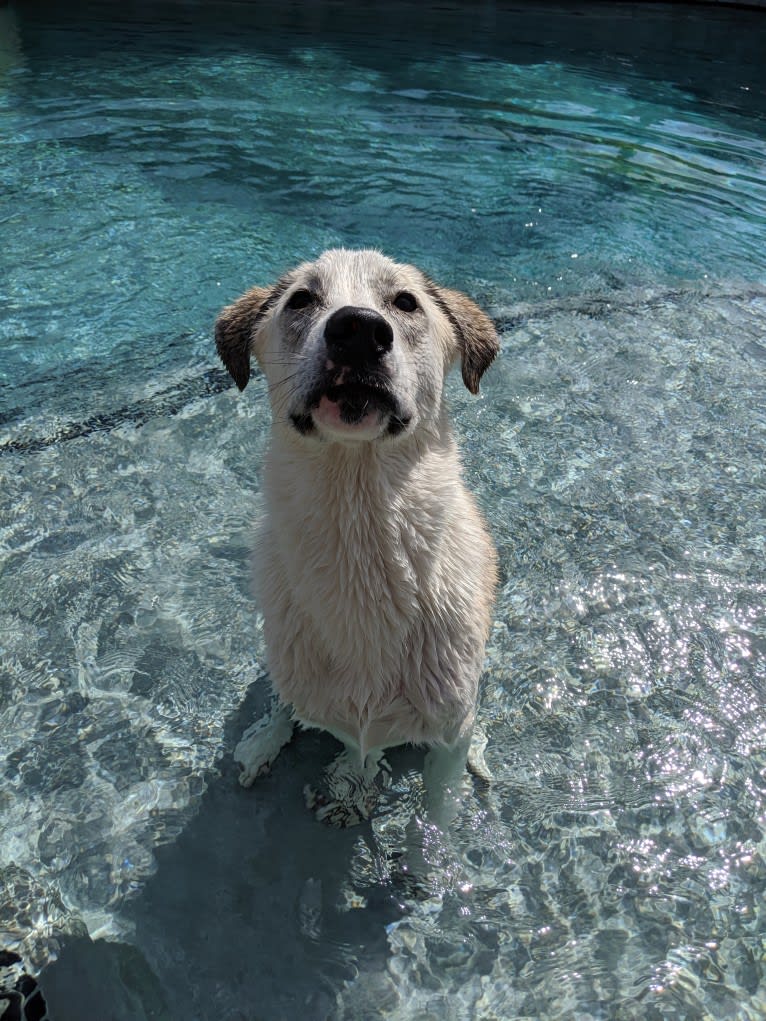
[1, 2, 765, 1019]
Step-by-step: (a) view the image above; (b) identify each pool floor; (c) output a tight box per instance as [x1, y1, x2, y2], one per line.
[1, 2, 766, 1019]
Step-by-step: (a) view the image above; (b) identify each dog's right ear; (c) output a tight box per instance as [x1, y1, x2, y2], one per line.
[425, 283, 499, 395]
[215, 285, 273, 391]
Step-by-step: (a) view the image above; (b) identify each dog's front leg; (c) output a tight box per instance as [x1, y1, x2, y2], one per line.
[423, 737, 471, 831]
[423, 722, 492, 830]
[234, 699, 295, 788]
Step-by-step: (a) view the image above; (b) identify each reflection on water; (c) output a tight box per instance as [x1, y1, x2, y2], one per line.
[1, 2, 765, 1019]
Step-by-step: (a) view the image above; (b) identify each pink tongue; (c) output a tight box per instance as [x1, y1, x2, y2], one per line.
[315, 394, 378, 433]
[318, 395, 344, 424]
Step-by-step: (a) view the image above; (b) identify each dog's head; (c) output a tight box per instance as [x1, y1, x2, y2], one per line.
[215, 248, 498, 443]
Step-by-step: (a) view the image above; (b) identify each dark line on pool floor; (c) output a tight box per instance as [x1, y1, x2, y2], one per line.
[0, 368, 234, 455]
[491, 284, 766, 332]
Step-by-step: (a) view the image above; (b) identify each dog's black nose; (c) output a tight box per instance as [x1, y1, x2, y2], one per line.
[324, 306, 393, 366]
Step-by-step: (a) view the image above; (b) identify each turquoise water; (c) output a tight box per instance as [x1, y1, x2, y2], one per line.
[1, 2, 766, 1018]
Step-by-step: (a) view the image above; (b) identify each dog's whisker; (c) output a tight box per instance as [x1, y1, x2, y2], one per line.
[267, 372, 304, 394]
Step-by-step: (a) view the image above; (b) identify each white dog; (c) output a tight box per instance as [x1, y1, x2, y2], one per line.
[216, 249, 498, 824]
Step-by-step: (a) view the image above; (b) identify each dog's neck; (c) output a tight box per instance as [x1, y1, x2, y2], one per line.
[265, 419, 463, 579]
[269, 416, 459, 506]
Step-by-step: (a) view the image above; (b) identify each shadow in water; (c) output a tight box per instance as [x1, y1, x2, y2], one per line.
[38, 686, 408, 1021]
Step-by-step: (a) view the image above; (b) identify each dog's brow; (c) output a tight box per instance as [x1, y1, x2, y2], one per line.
[293, 271, 322, 293]
[254, 275, 292, 325]
[377, 270, 401, 293]
[265, 273, 324, 320]
[418, 272, 453, 317]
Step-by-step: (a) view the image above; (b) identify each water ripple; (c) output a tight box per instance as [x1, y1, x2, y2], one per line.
[1, 2, 766, 1018]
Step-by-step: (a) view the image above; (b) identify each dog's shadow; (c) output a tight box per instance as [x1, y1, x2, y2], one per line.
[38, 684, 415, 1021]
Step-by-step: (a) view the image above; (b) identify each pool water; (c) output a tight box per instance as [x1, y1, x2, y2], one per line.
[1, 1, 766, 1018]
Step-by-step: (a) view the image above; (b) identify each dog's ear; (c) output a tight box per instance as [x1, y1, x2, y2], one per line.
[215, 285, 273, 391]
[431, 286, 499, 395]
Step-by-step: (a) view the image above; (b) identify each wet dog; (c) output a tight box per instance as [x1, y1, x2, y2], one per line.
[216, 249, 498, 824]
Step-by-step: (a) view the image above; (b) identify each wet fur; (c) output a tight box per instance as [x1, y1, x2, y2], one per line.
[216, 249, 498, 817]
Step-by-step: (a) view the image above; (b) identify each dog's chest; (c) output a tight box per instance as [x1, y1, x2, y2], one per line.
[267, 446, 447, 677]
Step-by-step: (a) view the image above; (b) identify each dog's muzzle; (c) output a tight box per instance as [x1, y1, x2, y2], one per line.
[290, 373, 408, 436]
[289, 306, 411, 438]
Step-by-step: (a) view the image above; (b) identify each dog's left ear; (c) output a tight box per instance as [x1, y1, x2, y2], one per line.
[215, 285, 273, 391]
[433, 287, 500, 395]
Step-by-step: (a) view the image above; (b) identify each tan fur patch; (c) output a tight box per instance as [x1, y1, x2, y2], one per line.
[432, 286, 500, 394]
[215, 285, 272, 391]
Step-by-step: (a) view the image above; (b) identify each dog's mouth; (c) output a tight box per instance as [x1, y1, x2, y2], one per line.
[323, 381, 395, 424]
[290, 378, 411, 438]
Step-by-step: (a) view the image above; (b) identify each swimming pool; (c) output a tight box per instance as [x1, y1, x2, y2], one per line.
[1, 1, 765, 1017]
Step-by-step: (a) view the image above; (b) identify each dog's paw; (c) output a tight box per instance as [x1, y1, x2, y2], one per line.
[303, 783, 374, 827]
[234, 707, 294, 788]
[236, 756, 271, 789]
[235, 737, 274, 788]
[466, 724, 493, 785]
[304, 786, 365, 827]
[303, 750, 385, 826]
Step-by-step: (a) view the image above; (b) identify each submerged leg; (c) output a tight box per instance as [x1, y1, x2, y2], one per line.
[423, 718, 493, 826]
[422, 734, 473, 831]
[234, 700, 295, 788]
[304, 747, 388, 827]
[466, 719, 493, 785]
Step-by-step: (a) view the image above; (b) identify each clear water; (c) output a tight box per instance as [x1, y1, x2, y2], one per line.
[1, 1, 765, 1018]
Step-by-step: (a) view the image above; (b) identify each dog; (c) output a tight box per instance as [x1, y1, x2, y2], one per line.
[215, 248, 498, 825]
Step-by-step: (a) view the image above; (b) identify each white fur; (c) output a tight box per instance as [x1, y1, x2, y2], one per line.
[217, 249, 498, 821]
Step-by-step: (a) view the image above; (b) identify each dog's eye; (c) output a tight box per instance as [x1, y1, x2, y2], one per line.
[286, 289, 315, 311]
[393, 291, 418, 313]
